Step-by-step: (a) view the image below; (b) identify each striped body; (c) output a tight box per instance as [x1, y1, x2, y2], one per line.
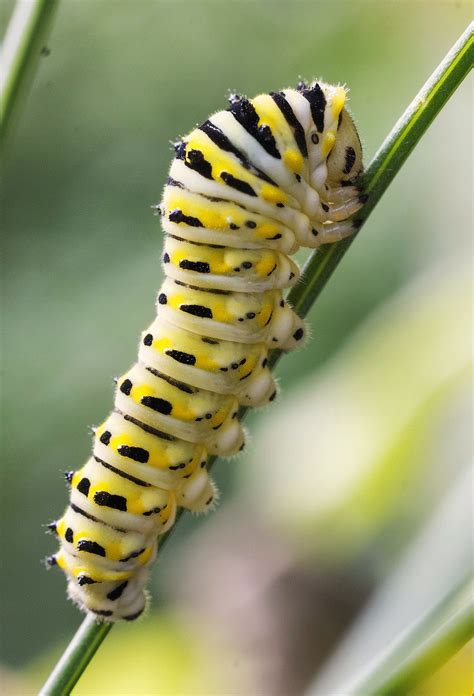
[48, 81, 364, 620]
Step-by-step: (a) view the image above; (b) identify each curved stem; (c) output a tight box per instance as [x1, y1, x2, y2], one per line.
[0, 0, 59, 147]
[38, 616, 111, 696]
[38, 23, 473, 696]
[346, 575, 473, 695]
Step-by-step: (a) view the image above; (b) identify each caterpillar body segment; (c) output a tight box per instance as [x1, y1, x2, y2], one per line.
[154, 279, 302, 347]
[48, 80, 364, 620]
[163, 235, 301, 292]
[139, 315, 277, 400]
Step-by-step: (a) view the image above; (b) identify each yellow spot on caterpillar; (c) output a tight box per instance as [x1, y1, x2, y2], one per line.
[74, 528, 94, 543]
[125, 497, 145, 515]
[131, 384, 154, 404]
[252, 93, 294, 147]
[207, 254, 229, 275]
[166, 192, 225, 231]
[321, 131, 336, 157]
[194, 206, 224, 230]
[172, 245, 229, 276]
[260, 184, 287, 205]
[257, 222, 279, 237]
[331, 87, 346, 119]
[170, 402, 195, 422]
[283, 149, 303, 174]
[151, 336, 172, 353]
[211, 303, 233, 324]
[88, 566, 132, 582]
[56, 555, 67, 571]
[137, 546, 153, 566]
[239, 353, 258, 376]
[258, 304, 273, 327]
[211, 408, 228, 428]
[255, 254, 277, 278]
[148, 450, 168, 469]
[195, 353, 218, 372]
[186, 130, 261, 190]
[170, 251, 184, 267]
[168, 293, 186, 310]
[165, 193, 187, 213]
[104, 541, 122, 559]
[92, 481, 110, 496]
[110, 433, 134, 453]
[160, 503, 173, 524]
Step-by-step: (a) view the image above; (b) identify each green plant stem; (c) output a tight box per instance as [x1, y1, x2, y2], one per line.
[38, 616, 111, 696]
[346, 575, 473, 695]
[38, 23, 473, 696]
[0, 0, 59, 146]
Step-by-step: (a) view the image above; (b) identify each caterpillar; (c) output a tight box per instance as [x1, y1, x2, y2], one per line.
[46, 80, 364, 621]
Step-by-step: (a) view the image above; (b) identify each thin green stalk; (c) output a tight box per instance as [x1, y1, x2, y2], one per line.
[37, 616, 112, 696]
[38, 24, 473, 696]
[346, 575, 473, 695]
[0, 0, 59, 146]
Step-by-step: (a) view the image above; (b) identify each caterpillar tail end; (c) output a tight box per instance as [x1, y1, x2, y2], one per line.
[67, 571, 150, 622]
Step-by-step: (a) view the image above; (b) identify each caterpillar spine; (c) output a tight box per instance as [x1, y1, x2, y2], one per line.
[47, 81, 364, 621]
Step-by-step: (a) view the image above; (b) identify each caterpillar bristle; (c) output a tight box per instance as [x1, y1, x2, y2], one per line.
[151, 203, 163, 217]
[45, 522, 58, 535]
[227, 92, 242, 105]
[48, 79, 364, 621]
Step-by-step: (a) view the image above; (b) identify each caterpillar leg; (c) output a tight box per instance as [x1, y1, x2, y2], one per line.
[325, 194, 365, 222]
[237, 365, 276, 406]
[311, 219, 358, 245]
[177, 467, 218, 512]
[315, 179, 364, 223]
[206, 410, 245, 455]
[265, 297, 306, 350]
[322, 183, 360, 205]
[278, 315, 307, 351]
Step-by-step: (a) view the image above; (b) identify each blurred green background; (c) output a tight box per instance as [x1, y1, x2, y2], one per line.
[1, 1, 472, 694]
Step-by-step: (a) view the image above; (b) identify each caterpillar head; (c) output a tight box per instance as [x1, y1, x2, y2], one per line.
[326, 108, 363, 185]
[297, 81, 363, 189]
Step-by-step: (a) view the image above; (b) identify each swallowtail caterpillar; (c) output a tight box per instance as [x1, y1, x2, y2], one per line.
[46, 80, 364, 621]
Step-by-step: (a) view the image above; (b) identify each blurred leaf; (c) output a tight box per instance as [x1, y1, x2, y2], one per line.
[306, 465, 472, 693]
[28, 611, 246, 696]
[412, 639, 474, 696]
[341, 576, 473, 695]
